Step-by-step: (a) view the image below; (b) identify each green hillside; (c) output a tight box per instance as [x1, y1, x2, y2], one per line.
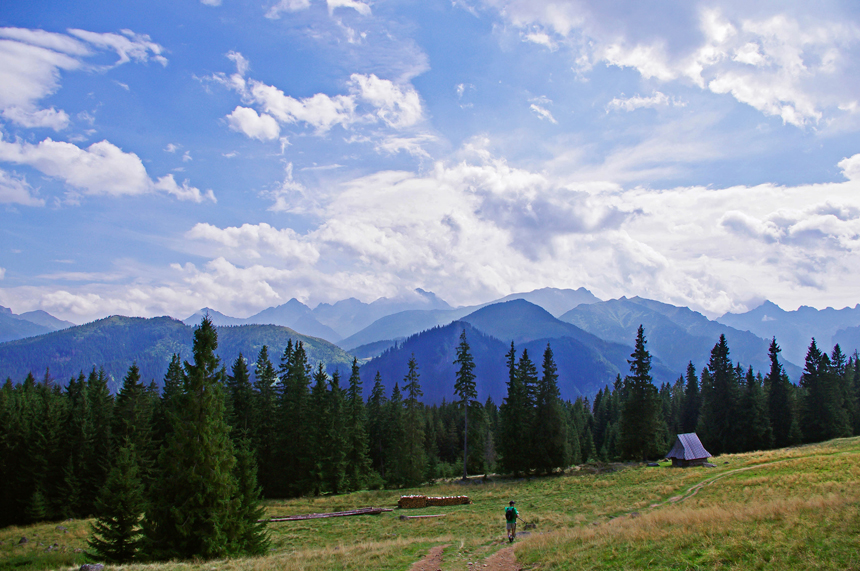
[0, 316, 355, 390]
[3, 437, 858, 570]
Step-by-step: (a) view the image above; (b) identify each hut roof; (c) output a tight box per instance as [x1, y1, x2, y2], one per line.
[666, 433, 711, 461]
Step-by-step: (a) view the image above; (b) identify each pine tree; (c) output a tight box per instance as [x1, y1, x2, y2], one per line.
[230, 438, 269, 555]
[367, 372, 388, 481]
[344, 359, 370, 491]
[226, 354, 254, 438]
[384, 382, 406, 486]
[680, 362, 700, 433]
[308, 363, 330, 496]
[144, 317, 240, 560]
[619, 325, 663, 461]
[698, 335, 739, 455]
[453, 329, 478, 480]
[402, 355, 426, 486]
[323, 369, 347, 495]
[279, 341, 312, 497]
[113, 363, 155, 487]
[253, 346, 279, 496]
[531, 344, 570, 473]
[764, 339, 793, 448]
[498, 342, 525, 474]
[737, 367, 772, 452]
[87, 443, 146, 564]
[800, 339, 850, 443]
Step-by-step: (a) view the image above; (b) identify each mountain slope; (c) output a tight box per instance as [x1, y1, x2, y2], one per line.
[360, 300, 678, 405]
[561, 297, 795, 378]
[0, 316, 355, 392]
[718, 301, 860, 365]
[339, 287, 602, 353]
[0, 306, 73, 343]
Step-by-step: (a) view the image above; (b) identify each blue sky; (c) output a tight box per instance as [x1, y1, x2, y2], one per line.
[2, 0, 860, 323]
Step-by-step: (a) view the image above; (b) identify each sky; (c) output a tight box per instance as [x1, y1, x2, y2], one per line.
[1, 0, 860, 324]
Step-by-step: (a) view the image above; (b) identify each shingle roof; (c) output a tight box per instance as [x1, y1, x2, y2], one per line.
[666, 433, 711, 460]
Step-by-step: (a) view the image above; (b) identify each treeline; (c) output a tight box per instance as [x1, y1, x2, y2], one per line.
[0, 318, 266, 562]
[2, 319, 860, 556]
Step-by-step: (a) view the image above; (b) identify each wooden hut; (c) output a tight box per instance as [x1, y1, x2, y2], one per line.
[665, 433, 711, 467]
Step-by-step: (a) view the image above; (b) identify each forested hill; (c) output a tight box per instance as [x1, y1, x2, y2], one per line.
[0, 316, 354, 392]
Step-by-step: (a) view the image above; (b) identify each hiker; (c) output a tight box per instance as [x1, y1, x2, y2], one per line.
[505, 501, 519, 542]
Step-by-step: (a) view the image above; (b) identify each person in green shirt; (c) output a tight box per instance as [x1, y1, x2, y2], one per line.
[504, 501, 519, 542]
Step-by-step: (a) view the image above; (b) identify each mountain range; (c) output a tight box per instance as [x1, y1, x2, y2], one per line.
[2, 289, 860, 401]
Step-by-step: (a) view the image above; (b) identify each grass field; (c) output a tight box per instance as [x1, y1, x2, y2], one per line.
[2, 437, 859, 570]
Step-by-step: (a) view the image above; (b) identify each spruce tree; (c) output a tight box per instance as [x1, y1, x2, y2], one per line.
[144, 317, 240, 560]
[87, 443, 146, 564]
[231, 438, 269, 555]
[531, 344, 570, 473]
[698, 335, 739, 455]
[308, 363, 330, 496]
[114, 363, 155, 487]
[402, 355, 426, 486]
[499, 343, 529, 474]
[680, 362, 700, 433]
[453, 329, 478, 480]
[253, 346, 279, 496]
[764, 339, 793, 448]
[384, 382, 406, 486]
[800, 340, 850, 443]
[344, 359, 371, 491]
[226, 354, 254, 438]
[367, 372, 388, 481]
[737, 368, 772, 452]
[323, 369, 347, 495]
[619, 325, 663, 461]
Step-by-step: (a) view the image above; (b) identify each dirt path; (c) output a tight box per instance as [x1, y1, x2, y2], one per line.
[409, 544, 449, 571]
[409, 544, 522, 571]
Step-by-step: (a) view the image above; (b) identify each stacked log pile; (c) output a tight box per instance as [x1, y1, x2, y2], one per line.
[398, 495, 471, 509]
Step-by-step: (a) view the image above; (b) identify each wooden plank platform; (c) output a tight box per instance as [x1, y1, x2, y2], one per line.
[263, 507, 393, 522]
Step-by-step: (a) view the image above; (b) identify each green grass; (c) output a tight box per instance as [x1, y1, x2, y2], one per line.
[4, 438, 860, 570]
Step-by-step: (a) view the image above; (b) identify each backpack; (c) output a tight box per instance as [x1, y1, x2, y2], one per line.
[505, 507, 516, 522]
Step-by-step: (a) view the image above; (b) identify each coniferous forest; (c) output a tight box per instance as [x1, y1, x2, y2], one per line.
[2, 317, 859, 562]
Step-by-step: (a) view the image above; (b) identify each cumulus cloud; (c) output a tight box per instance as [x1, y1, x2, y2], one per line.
[0, 106, 69, 130]
[477, 2, 860, 128]
[0, 137, 214, 202]
[226, 106, 280, 140]
[839, 153, 860, 181]
[211, 54, 426, 140]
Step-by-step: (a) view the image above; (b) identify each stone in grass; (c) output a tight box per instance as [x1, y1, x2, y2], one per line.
[18, 537, 28, 544]
[80, 564, 104, 571]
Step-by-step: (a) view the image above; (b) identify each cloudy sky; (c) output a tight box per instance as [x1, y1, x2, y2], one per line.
[1, 0, 860, 324]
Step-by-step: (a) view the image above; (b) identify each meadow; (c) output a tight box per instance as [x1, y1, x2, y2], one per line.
[2, 437, 859, 571]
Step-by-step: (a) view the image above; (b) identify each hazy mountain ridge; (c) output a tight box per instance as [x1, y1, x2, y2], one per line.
[0, 305, 74, 343]
[718, 300, 860, 365]
[0, 316, 354, 392]
[359, 300, 679, 405]
[561, 297, 803, 379]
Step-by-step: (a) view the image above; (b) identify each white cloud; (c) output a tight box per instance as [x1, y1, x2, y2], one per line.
[0, 168, 44, 206]
[201, 0, 222, 5]
[1, 106, 69, 130]
[529, 103, 557, 123]
[250, 81, 357, 132]
[213, 55, 426, 138]
[838, 153, 860, 181]
[266, 0, 312, 19]
[66, 29, 167, 67]
[349, 74, 423, 128]
[606, 91, 684, 112]
[327, 0, 371, 16]
[478, 2, 860, 129]
[523, 30, 557, 50]
[374, 134, 436, 158]
[225, 106, 281, 140]
[164, 143, 181, 153]
[0, 267, 4, 280]
[0, 137, 214, 202]
[186, 222, 320, 264]
[0, 38, 81, 110]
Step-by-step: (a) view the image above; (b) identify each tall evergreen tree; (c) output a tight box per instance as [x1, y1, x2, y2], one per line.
[384, 382, 406, 486]
[619, 325, 663, 461]
[531, 344, 570, 473]
[800, 339, 850, 443]
[253, 346, 279, 496]
[698, 335, 739, 455]
[87, 443, 146, 564]
[499, 342, 529, 474]
[344, 359, 370, 491]
[144, 317, 241, 560]
[453, 329, 478, 480]
[737, 367, 772, 452]
[680, 362, 700, 433]
[323, 369, 347, 494]
[113, 363, 155, 487]
[402, 354, 425, 486]
[226, 354, 254, 438]
[764, 339, 794, 448]
[367, 372, 388, 481]
[231, 438, 269, 555]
